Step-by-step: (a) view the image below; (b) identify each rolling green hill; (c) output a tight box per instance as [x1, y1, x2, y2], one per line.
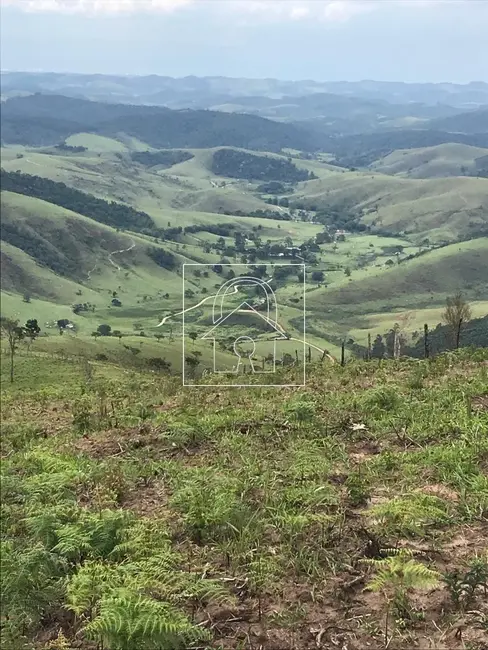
[305, 238, 488, 315]
[295, 172, 488, 241]
[0, 191, 183, 302]
[2, 91, 488, 374]
[369, 143, 488, 178]
[320, 129, 488, 167]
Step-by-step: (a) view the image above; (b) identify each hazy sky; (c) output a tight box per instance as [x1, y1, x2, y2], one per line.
[2, 0, 488, 82]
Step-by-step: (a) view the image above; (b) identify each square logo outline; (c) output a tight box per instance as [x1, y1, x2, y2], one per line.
[182, 263, 306, 387]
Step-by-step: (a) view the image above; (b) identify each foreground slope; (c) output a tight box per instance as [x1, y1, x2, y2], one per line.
[1, 350, 487, 650]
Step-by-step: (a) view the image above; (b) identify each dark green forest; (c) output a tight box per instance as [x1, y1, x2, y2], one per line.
[1, 94, 321, 153]
[211, 149, 316, 182]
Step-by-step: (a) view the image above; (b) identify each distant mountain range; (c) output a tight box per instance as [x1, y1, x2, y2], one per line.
[2, 93, 488, 159]
[3, 72, 488, 109]
[2, 73, 488, 142]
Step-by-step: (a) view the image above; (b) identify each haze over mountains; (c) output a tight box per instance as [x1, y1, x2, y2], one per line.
[3, 72, 488, 108]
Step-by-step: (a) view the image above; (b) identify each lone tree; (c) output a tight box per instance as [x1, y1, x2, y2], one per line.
[24, 319, 41, 352]
[189, 331, 198, 346]
[97, 324, 112, 337]
[185, 354, 200, 378]
[371, 334, 386, 359]
[1, 318, 25, 383]
[443, 293, 472, 349]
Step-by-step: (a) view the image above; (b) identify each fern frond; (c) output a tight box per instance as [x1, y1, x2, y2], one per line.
[85, 592, 211, 650]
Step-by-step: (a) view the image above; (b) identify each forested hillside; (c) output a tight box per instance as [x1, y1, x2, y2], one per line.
[211, 148, 315, 182]
[1, 94, 322, 152]
[0, 170, 156, 233]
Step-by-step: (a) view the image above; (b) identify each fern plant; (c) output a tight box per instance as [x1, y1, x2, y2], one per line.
[66, 516, 232, 649]
[362, 549, 440, 642]
[85, 591, 211, 650]
[1, 541, 65, 639]
[368, 493, 449, 537]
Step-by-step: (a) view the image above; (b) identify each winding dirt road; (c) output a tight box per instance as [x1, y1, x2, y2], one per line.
[108, 240, 136, 271]
[86, 239, 136, 280]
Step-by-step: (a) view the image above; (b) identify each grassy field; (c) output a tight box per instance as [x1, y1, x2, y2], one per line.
[2, 185, 486, 366]
[1, 348, 487, 650]
[346, 300, 488, 345]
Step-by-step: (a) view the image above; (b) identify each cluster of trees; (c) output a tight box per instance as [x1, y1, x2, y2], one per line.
[72, 303, 96, 315]
[131, 150, 194, 168]
[211, 149, 316, 183]
[1, 170, 156, 233]
[265, 196, 291, 209]
[256, 181, 289, 194]
[183, 223, 236, 237]
[146, 246, 177, 271]
[55, 142, 87, 153]
[217, 207, 291, 221]
[309, 206, 368, 233]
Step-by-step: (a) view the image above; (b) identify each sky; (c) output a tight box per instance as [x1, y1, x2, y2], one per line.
[1, 0, 488, 83]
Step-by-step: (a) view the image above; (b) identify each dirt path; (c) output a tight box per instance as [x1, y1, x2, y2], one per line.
[108, 240, 136, 271]
[86, 239, 136, 280]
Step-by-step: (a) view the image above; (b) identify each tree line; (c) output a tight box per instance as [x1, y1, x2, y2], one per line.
[130, 150, 194, 168]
